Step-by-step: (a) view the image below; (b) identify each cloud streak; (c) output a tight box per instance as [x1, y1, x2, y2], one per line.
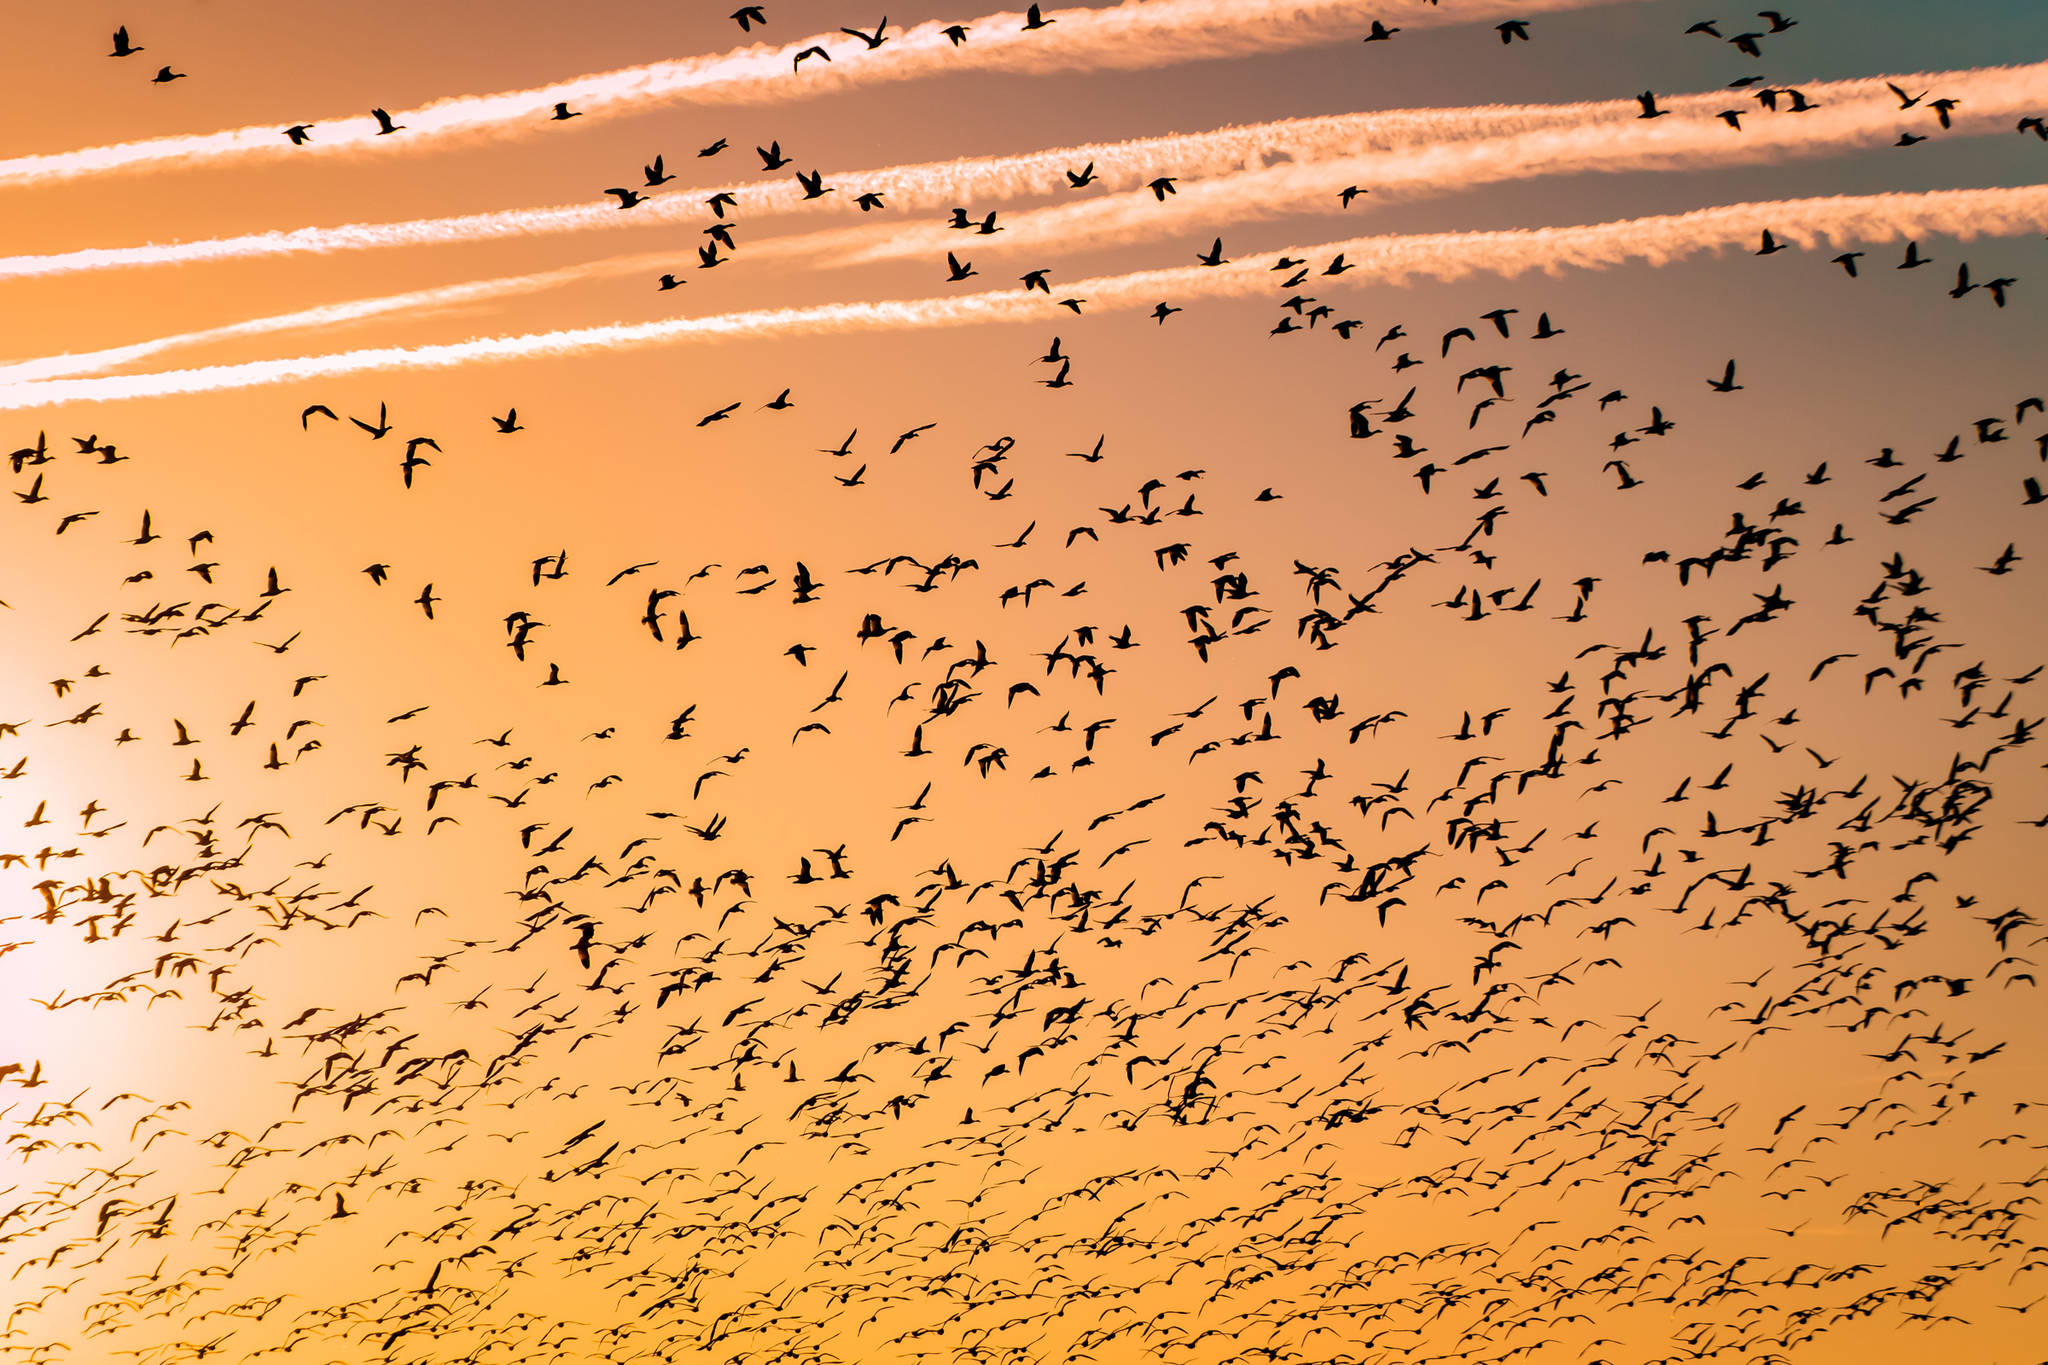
[2, 184, 2041, 412]
[0, 257, 673, 385]
[776, 62, 2048, 269]
[0, 0, 1644, 190]
[3, 60, 2038, 285]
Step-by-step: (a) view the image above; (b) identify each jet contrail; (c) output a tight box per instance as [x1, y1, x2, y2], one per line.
[0, 256, 680, 386]
[3, 60, 2038, 285]
[2, 185, 2039, 413]
[857, 61, 2048, 214]
[20, 64, 2040, 386]
[0, 0, 1645, 190]
[8, 58, 2039, 286]
[772, 63, 2048, 269]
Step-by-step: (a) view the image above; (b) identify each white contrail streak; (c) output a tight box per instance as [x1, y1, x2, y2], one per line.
[14, 65, 2033, 384]
[768, 63, 2048, 268]
[854, 61, 2048, 214]
[3, 60, 2039, 284]
[0, 256, 671, 384]
[1, 185, 2040, 413]
[0, 0, 1645, 189]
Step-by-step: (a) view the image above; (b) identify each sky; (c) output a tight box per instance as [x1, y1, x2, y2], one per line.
[1, 3, 2047, 1364]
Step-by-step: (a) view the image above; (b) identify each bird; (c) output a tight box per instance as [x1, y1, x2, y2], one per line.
[110, 26, 143, 56]
[1362, 20, 1400, 41]
[550, 102, 581, 120]
[371, 107, 404, 135]
[351, 403, 394, 438]
[840, 17, 888, 48]
[282, 124, 313, 144]
[150, 66, 186, 83]
[1637, 91, 1667, 119]
[1708, 359, 1743, 392]
[399, 440, 436, 488]
[731, 6, 766, 30]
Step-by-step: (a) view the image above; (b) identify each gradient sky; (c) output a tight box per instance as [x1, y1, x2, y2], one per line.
[2, 3, 2046, 1364]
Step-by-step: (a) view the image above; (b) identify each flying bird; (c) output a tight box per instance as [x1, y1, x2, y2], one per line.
[840, 16, 888, 48]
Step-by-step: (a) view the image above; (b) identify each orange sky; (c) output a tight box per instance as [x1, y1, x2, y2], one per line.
[2, 3, 2047, 1363]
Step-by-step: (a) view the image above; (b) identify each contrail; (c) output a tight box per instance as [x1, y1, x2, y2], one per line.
[19, 64, 2038, 384]
[0, 256, 669, 384]
[3, 60, 2038, 283]
[0, 0, 1645, 189]
[1, 184, 2039, 412]
[856, 61, 2048, 213]
[769, 63, 2048, 269]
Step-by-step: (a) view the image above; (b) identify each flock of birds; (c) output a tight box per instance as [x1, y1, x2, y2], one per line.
[2, 5, 2045, 1365]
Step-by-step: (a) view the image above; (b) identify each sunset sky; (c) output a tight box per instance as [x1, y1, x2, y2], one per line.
[2, 3, 2047, 1364]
